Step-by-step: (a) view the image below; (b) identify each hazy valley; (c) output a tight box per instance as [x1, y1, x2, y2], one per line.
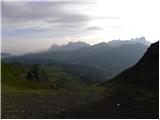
[1, 38, 159, 118]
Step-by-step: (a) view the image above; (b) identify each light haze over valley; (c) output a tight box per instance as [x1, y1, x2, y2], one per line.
[1, 0, 159, 119]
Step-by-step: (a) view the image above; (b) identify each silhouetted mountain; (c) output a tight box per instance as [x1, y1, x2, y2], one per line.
[107, 37, 150, 47]
[57, 41, 159, 119]
[1, 53, 14, 59]
[4, 42, 148, 78]
[48, 41, 90, 52]
[106, 41, 159, 89]
[2, 41, 158, 119]
[78, 43, 147, 77]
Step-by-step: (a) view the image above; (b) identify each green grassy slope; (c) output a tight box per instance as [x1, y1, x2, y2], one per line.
[1, 63, 49, 91]
[1, 63, 100, 92]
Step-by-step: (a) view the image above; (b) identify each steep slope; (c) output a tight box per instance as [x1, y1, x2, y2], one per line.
[56, 41, 159, 119]
[79, 43, 147, 77]
[1, 41, 158, 119]
[106, 41, 159, 89]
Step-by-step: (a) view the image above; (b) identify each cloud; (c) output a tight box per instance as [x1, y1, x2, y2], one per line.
[95, 16, 120, 20]
[2, 1, 91, 29]
[1, 0, 95, 45]
[86, 26, 103, 30]
[107, 26, 124, 29]
[45, 13, 90, 24]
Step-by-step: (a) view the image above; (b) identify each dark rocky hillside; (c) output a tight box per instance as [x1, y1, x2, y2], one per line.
[56, 41, 159, 119]
[106, 41, 159, 90]
[1, 41, 158, 119]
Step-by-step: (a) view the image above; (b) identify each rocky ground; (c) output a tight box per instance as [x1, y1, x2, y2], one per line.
[1, 87, 158, 119]
[1, 89, 105, 119]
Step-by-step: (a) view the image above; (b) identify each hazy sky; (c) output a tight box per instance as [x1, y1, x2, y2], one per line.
[2, 0, 160, 54]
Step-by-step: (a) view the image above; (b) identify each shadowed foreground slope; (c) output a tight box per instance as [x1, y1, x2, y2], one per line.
[1, 42, 158, 119]
[106, 41, 159, 89]
[56, 41, 159, 119]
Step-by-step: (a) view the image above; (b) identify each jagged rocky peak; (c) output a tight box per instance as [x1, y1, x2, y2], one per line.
[107, 37, 151, 47]
[131, 37, 150, 46]
[67, 41, 90, 46]
[48, 41, 90, 52]
[92, 42, 108, 47]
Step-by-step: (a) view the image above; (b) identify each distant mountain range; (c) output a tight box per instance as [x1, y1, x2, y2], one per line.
[3, 37, 150, 78]
[1, 53, 14, 59]
[48, 41, 90, 52]
[47, 37, 150, 52]
[1, 39, 158, 119]
[107, 37, 150, 47]
[57, 41, 158, 119]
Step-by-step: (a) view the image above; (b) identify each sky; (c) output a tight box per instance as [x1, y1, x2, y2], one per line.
[1, 0, 160, 55]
